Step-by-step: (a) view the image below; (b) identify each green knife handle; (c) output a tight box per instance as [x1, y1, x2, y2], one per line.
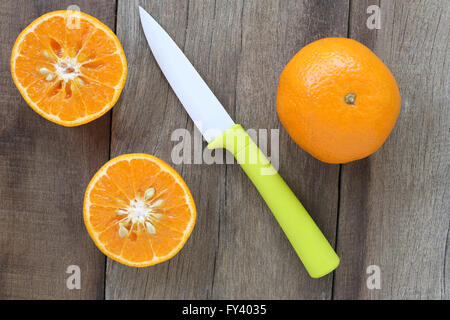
[208, 124, 339, 278]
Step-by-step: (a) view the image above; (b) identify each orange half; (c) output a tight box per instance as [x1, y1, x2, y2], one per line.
[84, 154, 197, 267]
[11, 10, 127, 126]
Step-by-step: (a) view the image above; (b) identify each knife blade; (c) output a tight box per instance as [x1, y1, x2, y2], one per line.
[139, 7, 234, 143]
[139, 6, 340, 278]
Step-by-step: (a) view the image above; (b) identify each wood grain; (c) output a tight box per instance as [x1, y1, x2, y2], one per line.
[107, 0, 220, 300]
[0, 0, 115, 299]
[1, 0, 447, 300]
[334, 0, 450, 299]
[108, 0, 348, 299]
[210, 0, 348, 299]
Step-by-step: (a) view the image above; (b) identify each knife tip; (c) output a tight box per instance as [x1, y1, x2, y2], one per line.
[138, 6, 147, 17]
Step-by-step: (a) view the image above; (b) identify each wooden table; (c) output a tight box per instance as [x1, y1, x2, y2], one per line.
[0, 0, 448, 300]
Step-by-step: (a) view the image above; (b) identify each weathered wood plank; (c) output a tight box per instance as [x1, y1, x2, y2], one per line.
[334, 0, 450, 299]
[109, 0, 347, 299]
[108, 0, 220, 299]
[0, 0, 115, 299]
[211, 0, 348, 299]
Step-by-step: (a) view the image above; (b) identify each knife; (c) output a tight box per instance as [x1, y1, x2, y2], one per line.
[139, 7, 339, 278]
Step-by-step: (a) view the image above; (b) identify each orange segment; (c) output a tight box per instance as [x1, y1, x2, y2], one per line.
[84, 154, 197, 267]
[80, 54, 125, 87]
[10, 10, 127, 126]
[14, 55, 54, 88]
[121, 232, 155, 263]
[15, 32, 50, 62]
[130, 158, 161, 199]
[77, 29, 120, 62]
[75, 77, 116, 114]
[65, 19, 96, 58]
[88, 205, 120, 233]
[89, 174, 130, 208]
[148, 223, 184, 258]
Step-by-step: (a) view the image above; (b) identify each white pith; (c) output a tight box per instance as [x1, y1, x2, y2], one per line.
[40, 55, 82, 83]
[117, 194, 164, 237]
[54, 57, 82, 82]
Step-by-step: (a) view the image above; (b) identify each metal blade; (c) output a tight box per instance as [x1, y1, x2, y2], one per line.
[139, 6, 235, 143]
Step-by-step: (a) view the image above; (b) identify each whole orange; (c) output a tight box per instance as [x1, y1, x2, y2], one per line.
[276, 38, 401, 164]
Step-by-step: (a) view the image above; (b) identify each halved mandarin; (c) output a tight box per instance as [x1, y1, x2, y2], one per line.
[84, 154, 197, 267]
[10, 10, 127, 126]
